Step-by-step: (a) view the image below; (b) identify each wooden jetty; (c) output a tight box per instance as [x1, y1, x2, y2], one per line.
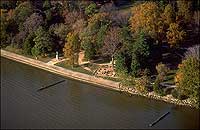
[37, 80, 65, 91]
[149, 111, 170, 127]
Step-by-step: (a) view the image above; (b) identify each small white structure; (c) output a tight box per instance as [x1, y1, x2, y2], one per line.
[56, 51, 59, 60]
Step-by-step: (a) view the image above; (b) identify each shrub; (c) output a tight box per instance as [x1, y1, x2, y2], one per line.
[119, 72, 135, 87]
[135, 75, 150, 93]
[171, 89, 188, 100]
[153, 63, 169, 95]
[153, 78, 165, 96]
[171, 89, 178, 98]
[156, 63, 169, 81]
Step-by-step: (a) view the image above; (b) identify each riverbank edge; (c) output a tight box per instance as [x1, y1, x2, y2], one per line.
[0, 49, 195, 108]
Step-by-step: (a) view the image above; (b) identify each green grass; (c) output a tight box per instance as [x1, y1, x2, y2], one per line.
[101, 76, 120, 82]
[4, 45, 53, 63]
[55, 61, 93, 75]
[4, 45, 24, 55]
[83, 63, 100, 72]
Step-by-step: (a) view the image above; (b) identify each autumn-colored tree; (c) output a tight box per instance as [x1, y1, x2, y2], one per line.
[176, 0, 192, 24]
[166, 23, 186, 47]
[63, 32, 80, 66]
[129, 2, 164, 41]
[175, 56, 200, 108]
[162, 4, 175, 26]
[86, 12, 109, 32]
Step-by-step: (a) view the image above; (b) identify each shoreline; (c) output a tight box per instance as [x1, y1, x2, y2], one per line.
[0, 49, 195, 108]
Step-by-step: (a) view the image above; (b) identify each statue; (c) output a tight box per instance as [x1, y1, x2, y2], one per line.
[56, 51, 59, 60]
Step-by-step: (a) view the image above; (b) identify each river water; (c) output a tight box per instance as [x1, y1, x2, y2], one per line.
[1, 57, 199, 129]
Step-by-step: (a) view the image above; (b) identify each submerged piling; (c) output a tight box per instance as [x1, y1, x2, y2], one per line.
[149, 111, 170, 127]
[37, 80, 65, 91]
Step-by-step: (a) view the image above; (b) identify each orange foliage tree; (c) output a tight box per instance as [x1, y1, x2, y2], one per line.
[176, 0, 192, 24]
[166, 23, 186, 47]
[63, 32, 80, 66]
[129, 2, 164, 41]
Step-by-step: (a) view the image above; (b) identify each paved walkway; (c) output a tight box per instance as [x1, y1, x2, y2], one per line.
[1, 49, 120, 92]
[47, 57, 67, 65]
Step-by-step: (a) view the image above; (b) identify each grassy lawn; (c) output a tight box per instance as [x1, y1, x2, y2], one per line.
[101, 76, 120, 82]
[4, 45, 53, 63]
[55, 61, 93, 75]
[83, 63, 100, 72]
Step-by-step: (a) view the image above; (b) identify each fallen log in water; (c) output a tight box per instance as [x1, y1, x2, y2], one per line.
[149, 111, 170, 127]
[37, 80, 65, 92]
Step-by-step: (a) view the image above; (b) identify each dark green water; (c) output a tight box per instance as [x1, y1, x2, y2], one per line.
[1, 57, 199, 129]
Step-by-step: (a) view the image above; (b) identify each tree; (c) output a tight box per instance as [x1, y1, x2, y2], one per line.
[109, 11, 131, 27]
[166, 23, 186, 47]
[175, 56, 200, 108]
[49, 23, 69, 40]
[129, 2, 164, 41]
[96, 24, 109, 52]
[162, 4, 175, 26]
[115, 52, 128, 75]
[12, 31, 27, 48]
[85, 2, 98, 16]
[176, 0, 192, 24]
[72, 19, 86, 35]
[0, 1, 17, 9]
[13, 1, 33, 29]
[63, 32, 80, 66]
[101, 27, 122, 66]
[43, 0, 51, 10]
[120, 26, 134, 52]
[81, 36, 95, 60]
[80, 12, 109, 60]
[63, 10, 84, 30]
[23, 33, 35, 55]
[31, 46, 40, 59]
[0, 9, 9, 47]
[32, 26, 53, 56]
[21, 13, 44, 33]
[130, 32, 150, 77]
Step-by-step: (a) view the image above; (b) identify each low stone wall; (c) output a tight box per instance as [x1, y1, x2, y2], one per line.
[1, 49, 195, 108]
[1, 50, 120, 92]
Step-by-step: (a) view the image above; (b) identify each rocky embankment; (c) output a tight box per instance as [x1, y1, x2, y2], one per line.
[120, 85, 194, 107]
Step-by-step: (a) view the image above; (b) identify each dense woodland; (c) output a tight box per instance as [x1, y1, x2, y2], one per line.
[1, 0, 199, 108]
